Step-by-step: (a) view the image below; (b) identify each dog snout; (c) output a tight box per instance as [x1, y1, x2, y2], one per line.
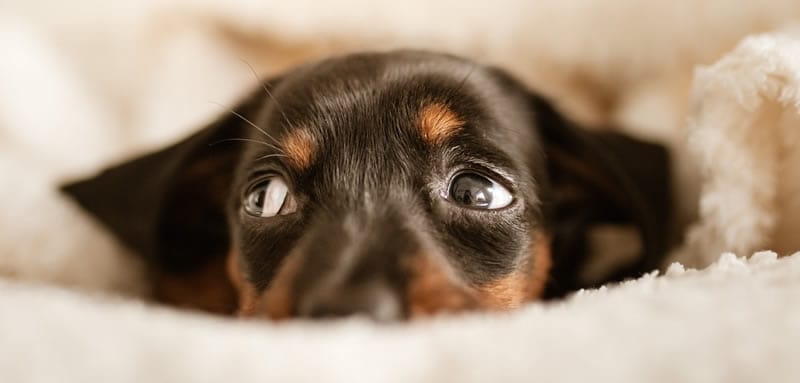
[297, 279, 402, 321]
[288, 211, 416, 321]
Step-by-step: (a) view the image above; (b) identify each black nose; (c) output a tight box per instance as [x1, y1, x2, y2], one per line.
[296, 281, 404, 321]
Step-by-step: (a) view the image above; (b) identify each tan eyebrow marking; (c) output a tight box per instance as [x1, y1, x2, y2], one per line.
[418, 103, 465, 145]
[281, 128, 316, 171]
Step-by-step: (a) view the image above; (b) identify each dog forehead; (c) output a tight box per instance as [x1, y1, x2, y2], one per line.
[289, 51, 475, 86]
[244, 51, 533, 186]
[273, 52, 481, 112]
[259, 53, 477, 145]
[279, 54, 519, 149]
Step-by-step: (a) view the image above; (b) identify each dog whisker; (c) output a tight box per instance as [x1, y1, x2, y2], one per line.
[240, 58, 294, 129]
[208, 101, 283, 148]
[210, 138, 285, 153]
[254, 153, 289, 162]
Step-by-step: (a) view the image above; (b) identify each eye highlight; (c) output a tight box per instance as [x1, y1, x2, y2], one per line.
[243, 176, 296, 217]
[446, 172, 513, 210]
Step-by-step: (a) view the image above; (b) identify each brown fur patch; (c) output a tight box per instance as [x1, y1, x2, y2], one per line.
[406, 251, 478, 317]
[282, 129, 316, 171]
[477, 230, 552, 308]
[528, 233, 552, 298]
[154, 256, 238, 314]
[418, 103, 464, 145]
[478, 272, 529, 309]
[255, 252, 305, 320]
[226, 251, 258, 316]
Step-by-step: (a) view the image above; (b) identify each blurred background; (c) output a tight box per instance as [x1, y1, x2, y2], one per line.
[2, 0, 800, 293]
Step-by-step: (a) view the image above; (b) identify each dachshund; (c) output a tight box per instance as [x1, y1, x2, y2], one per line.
[62, 50, 671, 321]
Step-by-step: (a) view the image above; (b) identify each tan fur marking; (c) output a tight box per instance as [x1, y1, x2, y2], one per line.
[406, 251, 478, 318]
[478, 272, 529, 309]
[418, 103, 464, 145]
[282, 129, 316, 171]
[478, 230, 552, 308]
[257, 252, 304, 320]
[226, 251, 258, 316]
[528, 232, 552, 298]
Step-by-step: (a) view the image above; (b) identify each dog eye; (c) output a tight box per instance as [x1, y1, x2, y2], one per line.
[448, 172, 513, 210]
[243, 177, 296, 217]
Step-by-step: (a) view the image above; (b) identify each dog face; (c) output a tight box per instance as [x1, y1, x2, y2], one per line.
[63, 51, 671, 320]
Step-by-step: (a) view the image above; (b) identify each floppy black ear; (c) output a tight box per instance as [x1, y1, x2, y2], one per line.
[530, 96, 672, 298]
[61, 88, 266, 311]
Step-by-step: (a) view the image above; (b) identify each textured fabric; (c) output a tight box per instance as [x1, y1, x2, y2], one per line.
[673, 30, 800, 266]
[1, 252, 798, 383]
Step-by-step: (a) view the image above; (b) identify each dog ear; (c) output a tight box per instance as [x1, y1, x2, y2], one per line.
[529, 95, 672, 298]
[61, 88, 267, 312]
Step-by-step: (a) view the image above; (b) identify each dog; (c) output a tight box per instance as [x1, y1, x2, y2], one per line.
[62, 51, 671, 320]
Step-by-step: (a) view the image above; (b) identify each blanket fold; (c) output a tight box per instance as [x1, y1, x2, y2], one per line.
[673, 30, 800, 267]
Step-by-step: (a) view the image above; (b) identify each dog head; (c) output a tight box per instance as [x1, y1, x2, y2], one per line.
[62, 51, 671, 320]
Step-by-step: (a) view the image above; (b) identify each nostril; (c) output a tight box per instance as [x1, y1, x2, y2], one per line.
[298, 282, 404, 321]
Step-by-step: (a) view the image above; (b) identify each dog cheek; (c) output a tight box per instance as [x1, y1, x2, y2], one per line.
[256, 251, 305, 320]
[476, 272, 529, 309]
[528, 231, 552, 299]
[476, 230, 552, 308]
[226, 251, 259, 317]
[405, 251, 480, 318]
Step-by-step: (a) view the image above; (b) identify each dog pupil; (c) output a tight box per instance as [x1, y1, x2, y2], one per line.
[452, 174, 492, 207]
[255, 190, 265, 207]
[247, 187, 267, 212]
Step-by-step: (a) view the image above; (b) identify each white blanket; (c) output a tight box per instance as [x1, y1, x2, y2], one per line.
[2, 252, 799, 382]
[674, 29, 800, 266]
[1, 1, 800, 381]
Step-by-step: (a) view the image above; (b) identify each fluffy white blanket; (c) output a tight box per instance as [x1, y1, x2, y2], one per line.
[1, 1, 800, 381]
[674, 29, 800, 265]
[2, 252, 798, 382]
